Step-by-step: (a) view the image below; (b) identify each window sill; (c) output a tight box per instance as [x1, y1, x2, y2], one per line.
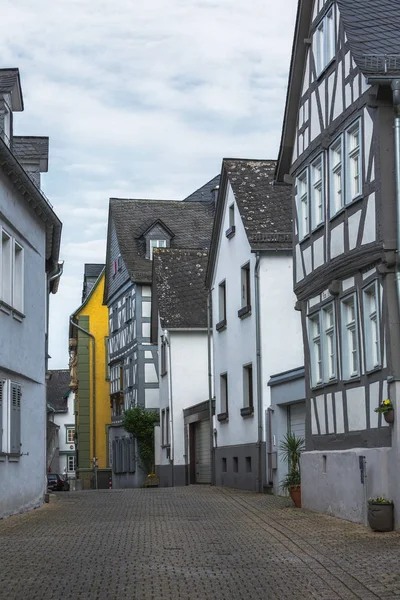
[8, 454, 20, 462]
[13, 309, 25, 322]
[366, 365, 382, 375]
[0, 300, 12, 315]
[217, 412, 229, 422]
[240, 406, 254, 418]
[299, 233, 310, 245]
[311, 222, 324, 235]
[311, 378, 338, 391]
[345, 194, 364, 209]
[238, 305, 251, 319]
[315, 57, 336, 83]
[225, 226, 236, 239]
[329, 206, 345, 223]
[216, 319, 227, 332]
[343, 375, 361, 385]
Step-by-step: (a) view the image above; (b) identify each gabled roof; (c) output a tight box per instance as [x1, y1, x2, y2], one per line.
[184, 175, 220, 202]
[276, 0, 400, 181]
[152, 249, 209, 332]
[0, 68, 23, 111]
[104, 198, 214, 301]
[73, 266, 105, 320]
[46, 369, 71, 412]
[141, 218, 175, 239]
[12, 136, 49, 171]
[206, 159, 292, 288]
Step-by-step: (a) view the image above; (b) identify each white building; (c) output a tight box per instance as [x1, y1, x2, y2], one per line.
[0, 68, 62, 518]
[205, 159, 304, 491]
[47, 370, 76, 479]
[152, 249, 212, 486]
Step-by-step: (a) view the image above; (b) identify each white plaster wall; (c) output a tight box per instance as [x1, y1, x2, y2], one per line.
[53, 390, 76, 477]
[212, 183, 258, 449]
[259, 255, 304, 429]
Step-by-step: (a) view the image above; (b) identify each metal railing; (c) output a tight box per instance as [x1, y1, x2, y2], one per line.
[363, 54, 400, 75]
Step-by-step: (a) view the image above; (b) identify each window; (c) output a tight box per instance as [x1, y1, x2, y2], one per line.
[311, 155, 324, 228]
[216, 280, 227, 330]
[66, 427, 75, 444]
[125, 295, 131, 322]
[0, 381, 22, 455]
[112, 305, 118, 332]
[150, 239, 167, 259]
[161, 337, 167, 376]
[245, 456, 252, 473]
[67, 455, 76, 472]
[13, 241, 24, 313]
[241, 364, 254, 416]
[240, 263, 251, 309]
[309, 303, 336, 386]
[220, 373, 228, 415]
[314, 6, 335, 76]
[297, 170, 309, 239]
[341, 294, 360, 379]
[1, 229, 12, 306]
[363, 282, 380, 371]
[346, 120, 361, 202]
[329, 137, 343, 216]
[229, 204, 235, 229]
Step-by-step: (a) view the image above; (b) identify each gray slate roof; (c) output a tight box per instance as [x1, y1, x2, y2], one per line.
[337, 0, 400, 76]
[224, 159, 292, 250]
[0, 68, 23, 110]
[153, 249, 209, 329]
[12, 136, 49, 167]
[110, 199, 214, 284]
[84, 263, 105, 279]
[184, 175, 220, 202]
[46, 370, 70, 412]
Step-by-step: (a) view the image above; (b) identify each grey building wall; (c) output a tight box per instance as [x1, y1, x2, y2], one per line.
[215, 443, 266, 492]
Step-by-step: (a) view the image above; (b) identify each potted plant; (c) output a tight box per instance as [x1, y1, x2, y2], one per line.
[375, 399, 394, 424]
[279, 433, 305, 508]
[367, 497, 394, 532]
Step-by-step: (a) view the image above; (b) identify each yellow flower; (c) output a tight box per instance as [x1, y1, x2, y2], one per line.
[383, 399, 391, 406]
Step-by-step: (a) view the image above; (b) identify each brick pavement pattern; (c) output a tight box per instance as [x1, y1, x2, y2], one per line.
[1, 486, 400, 600]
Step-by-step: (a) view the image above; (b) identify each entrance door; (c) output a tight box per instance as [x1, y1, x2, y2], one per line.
[194, 420, 211, 484]
[288, 402, 306, 439]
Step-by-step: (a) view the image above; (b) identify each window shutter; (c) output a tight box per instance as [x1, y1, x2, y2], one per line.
[0, 380, 3, 452]
[10, 383, 21, 454]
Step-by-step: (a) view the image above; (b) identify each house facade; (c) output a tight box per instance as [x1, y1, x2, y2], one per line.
[151, 249, 212, 487]
[69, 265, 111, 489]
[104, 198, 214, 488]
[0, 68, 62, 518]
[47, 369, 76, 480]
[276, 0, 400, 524]
[206, 159, 304, 492]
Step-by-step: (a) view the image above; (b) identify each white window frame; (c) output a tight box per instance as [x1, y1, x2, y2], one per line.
[229, 204, 235, 229]
[13, 240, 24, 314]
[218, 280, 226, 323]
[67, 455, 76, 473]
[323, 303, 337, 381]
[297, 169, 309, 240]
[311, 154, 325, 229]
[363, 281, 381, 371]
[220, 373, 228, 414]
[240, 263, 251, 308]
[1, 228, 12, 306]
[66, 426, 75, 444]
[345, 119, 362, 203]
[341, 294, 360, 379]
[314, 5, 335, 77]
[329, 136, 343, 217]
[308, 302, 337, 387]
[309, 313, 322, 387]
[150, 239, 167, 259]
[242, 364, 253, 409]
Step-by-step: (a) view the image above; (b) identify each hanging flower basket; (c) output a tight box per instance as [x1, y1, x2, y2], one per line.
[375, 399, 394, 424]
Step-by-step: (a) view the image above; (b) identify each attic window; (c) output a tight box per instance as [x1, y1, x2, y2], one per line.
[314, 6, 335, 77]
[150, 239, 167, 259]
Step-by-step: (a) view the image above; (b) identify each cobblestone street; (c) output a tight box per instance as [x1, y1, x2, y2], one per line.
[1, 486, 400, 600]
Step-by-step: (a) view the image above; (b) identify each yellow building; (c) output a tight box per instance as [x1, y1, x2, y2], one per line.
[69, 265, 111, 489]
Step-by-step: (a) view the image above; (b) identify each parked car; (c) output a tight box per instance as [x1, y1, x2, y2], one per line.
[47, 473, 70, 492]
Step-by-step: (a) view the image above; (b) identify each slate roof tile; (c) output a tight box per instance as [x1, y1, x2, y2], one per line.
[224, 159, 292, 250]
[184, 175, 220, 202]
[46, 370, 70, 412]
[153, 249, 209, 329]
[12, 136, 49, 162]
[111, 199, 214, 283]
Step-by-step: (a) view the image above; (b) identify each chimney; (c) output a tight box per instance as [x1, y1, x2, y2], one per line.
[12, 136, 49, 188]
[211, 185, 220, 203]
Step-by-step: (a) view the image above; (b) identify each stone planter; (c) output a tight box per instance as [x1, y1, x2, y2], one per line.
[383, 409, 394, 424]
[143, 475, 160, 488]
[367, 502, 394, 532]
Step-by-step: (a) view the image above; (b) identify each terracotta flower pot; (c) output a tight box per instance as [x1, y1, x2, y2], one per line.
[289, 485, 301, 508]
[368, 503, 394, 532]
[384, 409, 394, 424]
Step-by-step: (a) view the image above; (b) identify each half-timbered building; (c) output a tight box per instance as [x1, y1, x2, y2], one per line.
[276, 0, 400, 524]
[205, 159, 304, 492]
[104, 198, 214, 487]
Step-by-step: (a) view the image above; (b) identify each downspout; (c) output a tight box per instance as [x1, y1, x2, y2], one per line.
[70, 316, 96, 486]
[254, 252, 263, 493]
[392, 80, 400, 324]
[207, 290, 214, 485]
[165, 332, 175, 487]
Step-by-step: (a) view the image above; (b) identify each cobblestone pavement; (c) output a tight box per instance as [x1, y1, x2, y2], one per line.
[1, 486, 400, 600]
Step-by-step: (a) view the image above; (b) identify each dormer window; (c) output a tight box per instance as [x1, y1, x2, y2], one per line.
[150, 239, 167, 259]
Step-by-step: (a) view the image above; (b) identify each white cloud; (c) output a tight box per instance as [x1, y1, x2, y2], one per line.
[0, 0, 298, 367]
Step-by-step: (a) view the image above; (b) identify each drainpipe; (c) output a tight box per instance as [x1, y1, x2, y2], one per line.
[70, 316, 96, 487]
[392, 80, 400, 325]
[164, 332, 175, 487]
[254, 252, 263, 493]
[207, 290, 215, 485]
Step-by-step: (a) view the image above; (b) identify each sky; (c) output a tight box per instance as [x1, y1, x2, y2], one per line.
[1, 0, 298, 368]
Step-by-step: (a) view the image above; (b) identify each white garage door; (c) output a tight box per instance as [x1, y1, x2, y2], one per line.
[195, 420, 211, 484]
[288, 402, 306, 440]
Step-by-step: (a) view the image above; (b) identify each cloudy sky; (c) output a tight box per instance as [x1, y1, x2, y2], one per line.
[2, 0, 297, 368]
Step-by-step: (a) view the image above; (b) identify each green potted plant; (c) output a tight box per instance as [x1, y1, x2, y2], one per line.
[122, 406, 160, 487]
[367, 497, 394, 532]
[279, 432, 305, 508]
[374, 399, 394, 424]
